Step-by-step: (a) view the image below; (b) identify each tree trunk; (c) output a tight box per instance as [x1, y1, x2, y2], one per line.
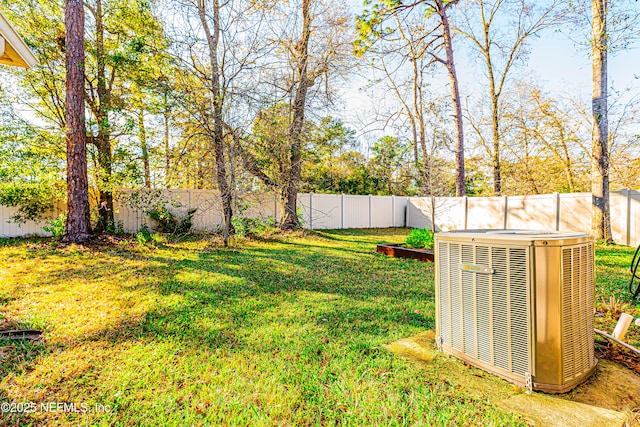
[198, 0, 234, 246]
[438, 0, 465, 197]
[95, 134, 114, 232]
[94, 0, 114, 231]
[164, 95, 171, 189]
[413, 57, 429, 194]
[490, 92, 501, 195]
[139, 108, 151, 188]
[591, 0, 612, 242]
[482, 11, 502, 196]
[63, 0, 92, 243]
[281, 0, 312, 230]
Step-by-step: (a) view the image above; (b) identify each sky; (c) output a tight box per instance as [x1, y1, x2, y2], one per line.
[337, 1, 640, 152]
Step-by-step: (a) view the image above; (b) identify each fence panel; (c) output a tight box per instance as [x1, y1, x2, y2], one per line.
[0, 206, 49, 237]
[240, 193, 277, 220]
[188, 189, 223, 232]
[406, 197, 465, 231]
[610, 191, 627, 244]
[467, 197, 505, 229]
[310, 194, 342, 229]
[506, 194, 555, 230]
[296, 193, 312, 227]
[371, 196, 392, 228]
[558, 193, 591, 233]
[393, 196, 408, 227]
[434, 198, 466, 230]
[630, 191, 640, 247]
[114, 189, 155, 232]
[343, 195, 370, 228]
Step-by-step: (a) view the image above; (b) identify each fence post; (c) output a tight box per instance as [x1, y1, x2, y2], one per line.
[463, 196, 468, 229]
[554, 192, 560, 231]
[309, 193, 313, 230]
[406, 197, 411, 228]
[274, 192, 278, 223]
[341, 194, 345, 229]
[624, 188, 631, 246]
[391, 195, 395, 227]
[503, 196, 509, 229]
[368, 194, 372, 228]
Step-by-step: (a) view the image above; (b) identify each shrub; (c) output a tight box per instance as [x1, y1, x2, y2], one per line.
[0, 181, 63, 223]
[105, 220, 126, 235]
[405, 228, 434, 250]
[118, 188, 164, 213]
[135, 224, 153, 245]
[42, 214, 66, 240]
[232, 216, 276, 236]
[148, 206, 196, 234]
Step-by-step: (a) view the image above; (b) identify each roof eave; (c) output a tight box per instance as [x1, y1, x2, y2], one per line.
[0, 11, 37, 69]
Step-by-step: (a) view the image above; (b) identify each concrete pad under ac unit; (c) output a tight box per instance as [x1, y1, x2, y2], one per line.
[386, 330, 636, 427]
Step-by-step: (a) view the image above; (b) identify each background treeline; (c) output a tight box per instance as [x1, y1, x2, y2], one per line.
[0, 0, 638, 233]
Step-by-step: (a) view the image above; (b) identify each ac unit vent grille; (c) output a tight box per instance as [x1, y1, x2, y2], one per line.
[438, 242, 530, 377]
[450, 244, 462, 351]
[562, 244, 595, 382]
[476, 246, 491, 364]
[438, 242, 451, 351]
[509, 248, 529, 376]
[492, 247, 510, 371]
[462, 245, 476, 358]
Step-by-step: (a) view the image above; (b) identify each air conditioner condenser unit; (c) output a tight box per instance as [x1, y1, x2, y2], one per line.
[435, 230, 597, 393]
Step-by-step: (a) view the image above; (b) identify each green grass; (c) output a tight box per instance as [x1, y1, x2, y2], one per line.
[0, 230, 636, 426]
[594, 243, 640, 348]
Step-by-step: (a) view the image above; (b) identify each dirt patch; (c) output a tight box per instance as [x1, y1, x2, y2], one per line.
[562, 358, 640, 413]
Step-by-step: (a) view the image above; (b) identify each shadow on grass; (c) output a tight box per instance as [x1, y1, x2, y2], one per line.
[62, 241, 432, 356]
[136, 245, 432, 302]
[2, 230, 434, 362]
[309, 228, 408, 245]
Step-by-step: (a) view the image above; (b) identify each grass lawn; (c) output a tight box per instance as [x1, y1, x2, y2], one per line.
[0, 229, 637, 426]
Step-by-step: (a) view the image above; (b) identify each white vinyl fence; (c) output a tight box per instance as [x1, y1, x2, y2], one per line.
[406, 191, 640, 247]
[1, 189, 639, 246]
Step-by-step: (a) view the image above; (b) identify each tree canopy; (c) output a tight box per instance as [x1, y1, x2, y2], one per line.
[0, 0, 638, 241]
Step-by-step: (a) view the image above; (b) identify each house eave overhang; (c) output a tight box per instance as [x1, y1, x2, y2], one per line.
[0, 11, 37, 68]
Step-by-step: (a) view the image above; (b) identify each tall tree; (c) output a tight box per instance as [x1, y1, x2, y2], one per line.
[590, 0, 611, 242]
[369, 135, 414, 195]
[458, 0, 560, 195]
[361, 12, 437, 193]
[3, 0, 172, 226]
[563, 0, 640, 241]
[84, 0, 168, 230]
[194, 0, 236, 245]
[280, 0, 311, 229]
[239, 0, 353, 228]
[356, 0, 466, 196]
[170, 0, 282, 242]
[489, 81, 591, 194]
[63, 0, 92, 243]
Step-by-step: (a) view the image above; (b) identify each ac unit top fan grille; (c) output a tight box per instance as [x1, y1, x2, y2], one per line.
[438, 230, 592, 246]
